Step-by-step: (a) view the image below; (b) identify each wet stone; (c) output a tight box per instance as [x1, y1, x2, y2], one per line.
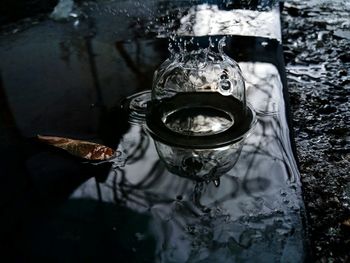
[338, 53, 350, 63]
[333, 30, 350, 40]
[317, 105, 337, 114]
[282, 0, 350, 261]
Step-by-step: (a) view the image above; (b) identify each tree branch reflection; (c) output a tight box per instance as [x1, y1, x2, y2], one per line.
[69, 61, 302, 262]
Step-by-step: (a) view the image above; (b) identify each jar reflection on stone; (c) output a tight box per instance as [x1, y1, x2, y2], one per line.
[154, 140, 244, 182]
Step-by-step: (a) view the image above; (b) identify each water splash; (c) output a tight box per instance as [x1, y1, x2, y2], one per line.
[121, 90, 152, 124]
[213, 178, 220, 187]
[218, 36, 226, 55]
[50, 0, 77, 21]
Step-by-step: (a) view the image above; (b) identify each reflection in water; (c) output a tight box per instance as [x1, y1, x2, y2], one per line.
[154, 139, 244, 182]
[0, 0, 305, 260]
[144, 44, 255, 184]
[146, 43, 256, 159]
[70, 61, 305, 262]
[242, 62, 282, 115]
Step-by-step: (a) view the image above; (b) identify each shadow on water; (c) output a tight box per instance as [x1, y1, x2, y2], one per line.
[0, 0, 308, 262]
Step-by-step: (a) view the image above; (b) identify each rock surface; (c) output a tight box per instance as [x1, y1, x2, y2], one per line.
[282, 0, 350, 261]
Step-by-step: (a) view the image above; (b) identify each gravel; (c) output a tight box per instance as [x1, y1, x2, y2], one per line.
[282, 0, 350, 261]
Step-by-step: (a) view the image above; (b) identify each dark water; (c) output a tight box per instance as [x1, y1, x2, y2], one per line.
[0, 0, 307, 262]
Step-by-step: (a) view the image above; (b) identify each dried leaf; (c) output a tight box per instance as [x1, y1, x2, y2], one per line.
[38, 135, 115, 161]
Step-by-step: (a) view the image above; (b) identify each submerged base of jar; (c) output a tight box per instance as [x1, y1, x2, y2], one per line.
[146, 92, 255, 149]
[154, 139, 244, 182]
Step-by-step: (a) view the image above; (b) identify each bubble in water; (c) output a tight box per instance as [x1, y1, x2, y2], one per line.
[219, 79, 233, 95]
[220, 79, 231, 90]
[220, 71, 229, 80]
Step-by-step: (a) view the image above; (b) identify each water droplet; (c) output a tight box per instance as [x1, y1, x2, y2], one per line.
[218, 37, 227, 54]
[220, 80, 231, 90]
[220, 72, 229, 80]
[209, 37, 214, 49]
[213, 178, 220, 187]
[219, 79, 233, 95]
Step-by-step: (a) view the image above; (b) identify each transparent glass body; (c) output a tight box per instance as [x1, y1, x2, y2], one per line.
[146, 45, 253, 148]
[152, 47, 247, 111]
[146, 43, 255, 180]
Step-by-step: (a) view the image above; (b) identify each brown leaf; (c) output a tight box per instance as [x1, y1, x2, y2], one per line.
[37, 135, 115, 161]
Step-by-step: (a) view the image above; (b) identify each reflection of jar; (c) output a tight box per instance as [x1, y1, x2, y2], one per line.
[154, 140, 244, 182]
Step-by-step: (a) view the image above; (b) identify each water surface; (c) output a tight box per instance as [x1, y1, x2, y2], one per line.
[0, 1, 307, 261]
